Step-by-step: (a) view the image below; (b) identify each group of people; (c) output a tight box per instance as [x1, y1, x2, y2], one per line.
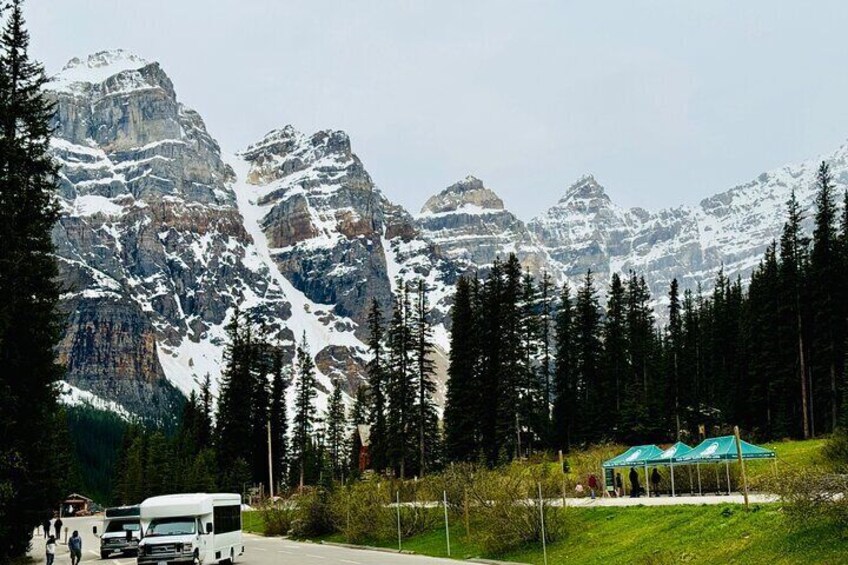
[626, 466, 663, 497]
[576, 468, 666, 499]
[40, 517, 82, 565]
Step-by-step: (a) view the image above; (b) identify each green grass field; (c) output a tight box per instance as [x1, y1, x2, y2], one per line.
[242, 439, 841, 564]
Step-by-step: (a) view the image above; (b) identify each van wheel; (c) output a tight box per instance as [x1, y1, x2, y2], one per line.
[193, 549, 200, 565]
[100, 551, 109, 559]
[229, 547, 236, 564]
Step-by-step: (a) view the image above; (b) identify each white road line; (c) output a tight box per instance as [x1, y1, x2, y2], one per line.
[306, 554, 326, 560]
[284, 544, 301, 549]
[253, 547, 268, 551]
[278, 550, 294, 554]
[340, 560, 360, 564]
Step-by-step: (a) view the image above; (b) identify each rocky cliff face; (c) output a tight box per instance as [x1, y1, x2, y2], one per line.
[49, 50, 293, 423]
[49, 50, 847, 421]
[417, 175, 549, 275]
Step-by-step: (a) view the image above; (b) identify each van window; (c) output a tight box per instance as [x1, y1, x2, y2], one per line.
[213, 505, 241, 534]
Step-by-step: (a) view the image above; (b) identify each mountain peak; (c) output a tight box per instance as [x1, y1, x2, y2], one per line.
[54, 49, 152, 91]
[420, 175, 504, 215]
[557, 174, 610, 205]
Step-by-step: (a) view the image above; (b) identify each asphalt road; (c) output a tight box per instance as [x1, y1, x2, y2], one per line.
[29, 516, 463, 565]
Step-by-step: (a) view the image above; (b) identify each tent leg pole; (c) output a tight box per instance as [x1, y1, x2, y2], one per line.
[697, 464, 702, 496]
[725, 460, 731, 495]
[645, 464, 649, 497]
[688, 466, 693, 495]
[671, 463, 675, 497]
[715, 465, 720, 494]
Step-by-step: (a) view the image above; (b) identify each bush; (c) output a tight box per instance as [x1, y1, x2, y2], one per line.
[469, 465, 569, 555]
[260, 502, 297, 536]
[823, 429, 848, 473]
[288, 488, 335, 538]
[772, 465, 848, 531]
[329, 479, 395, 543]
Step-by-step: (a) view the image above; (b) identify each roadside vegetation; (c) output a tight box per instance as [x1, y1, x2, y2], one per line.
[241, 437, 844, 564]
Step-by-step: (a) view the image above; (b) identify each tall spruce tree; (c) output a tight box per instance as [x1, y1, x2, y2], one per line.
[667, 278, 683, 438]
[0, 2, 67, 557]
[387, 280, 414, 477]
[444, 276, 479, 461]
[412, 279, 439, 475]
[216, 310, 254, 481]
[269, 350, 288, 489]
[325, 378, 347, 480]
[602, 273, 628, 436]
[292, 334, 317, 488]
[538, 271, 554, 443]
[810, 161, 841, 432]
[365, 298, 388, 471]
[574, 270, 602, 444]
[552, 284, 575, 450]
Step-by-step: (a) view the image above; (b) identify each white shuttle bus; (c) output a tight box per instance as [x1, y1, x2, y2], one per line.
[137, 493, 243, 565]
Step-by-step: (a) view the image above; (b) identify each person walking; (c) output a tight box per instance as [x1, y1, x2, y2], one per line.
[45, 535, 56, 565]
[53, 516, 63, 541]
[629, 467, 640, 497]
[42, 517, 51, 539]
[587, 473, 599, 500]
[651, 468, 662, 496]
[68, 530, 82, 565]
[615, 472, 624, 497]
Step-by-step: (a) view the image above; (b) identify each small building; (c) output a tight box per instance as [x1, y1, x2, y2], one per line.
[61, 493, 94, 516]
[356, 424, 371, 472]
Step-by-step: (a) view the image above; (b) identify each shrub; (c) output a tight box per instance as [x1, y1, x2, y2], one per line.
[260, 502, 297, 536]
[823, 429, 848, 473]
[288, 488, 335, 538]
[772, 464, 848, 531]
[329, 479, 395, 543]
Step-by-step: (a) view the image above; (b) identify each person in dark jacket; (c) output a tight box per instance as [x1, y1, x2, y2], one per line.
[629, 467, 640, 497]
[42, 517, 51, 538]
[615, 472, 624, 497]
[53, 517, 63, 541]
[68, 530, 82, 565]
[651, 468, 662, 496]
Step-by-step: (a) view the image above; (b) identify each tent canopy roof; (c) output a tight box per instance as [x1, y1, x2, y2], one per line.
[603, 444, 664, 468]
[645, 442, 693, 464]
[676, 436, 775, 463]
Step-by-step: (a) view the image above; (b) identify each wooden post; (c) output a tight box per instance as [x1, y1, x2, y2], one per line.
[267, 420, 274, 499]
[538, 483, 548, 565]
[559, 450, 567, 505]
[725, 460, 731, 495]
[670, 462, 676, 497]
[734, 426, 750, 511]
[463, 487, 470, 539]
[396, 490, 402, 551]
[443, 490, 451, 557]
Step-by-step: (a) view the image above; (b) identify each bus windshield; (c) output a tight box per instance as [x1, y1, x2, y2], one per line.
[145, 517, 196, 537]
[105, 520, 140, 533]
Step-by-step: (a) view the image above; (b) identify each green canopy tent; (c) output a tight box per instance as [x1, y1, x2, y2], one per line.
[602, 445, 664, 496]
[644, 442, 693, 497]
[676, 436, 775, 495]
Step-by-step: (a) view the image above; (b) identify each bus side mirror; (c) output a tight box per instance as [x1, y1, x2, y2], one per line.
[126, 530, 132, 542]
[206, 523, 213, 534]
[92, 526, 98, 535]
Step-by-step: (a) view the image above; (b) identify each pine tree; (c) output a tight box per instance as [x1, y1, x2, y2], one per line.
[325, 378, 347, 480]
[269, 350, 288, 489]
[602, 273, 628, 437]
[552, 284, 575, 450]
[538, 271, 554, 444]
[387, 280, 415, 477]
[480, 259, 504, 464]
[574, 270, 602, 444]
[445, 276, 480, 461]
[365, 298, 388, 471]
[0, 3, 68, 555]
[412, 279, 439, 475]
[667, 278, 683, 438]
[810, 161, 841, 432]
[621, 272, 655, 442]
[779, 189, 811, 438]
[497, 254, 523, 459]
[216, 309, 254, 480]
[292, 334, 317, 488]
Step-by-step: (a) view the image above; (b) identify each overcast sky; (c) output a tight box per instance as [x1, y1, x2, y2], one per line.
[25, 1, 848, 218]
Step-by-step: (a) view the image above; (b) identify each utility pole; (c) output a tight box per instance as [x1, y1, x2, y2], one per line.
[267, 419, 274, 499]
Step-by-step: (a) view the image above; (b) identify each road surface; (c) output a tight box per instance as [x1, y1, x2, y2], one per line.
[29, 515, 463, 565]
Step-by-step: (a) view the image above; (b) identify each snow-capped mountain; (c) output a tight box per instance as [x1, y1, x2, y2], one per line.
[48, 50, 846, 421]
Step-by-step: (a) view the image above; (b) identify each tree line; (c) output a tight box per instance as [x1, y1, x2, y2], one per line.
[445, 162, 848, 462]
